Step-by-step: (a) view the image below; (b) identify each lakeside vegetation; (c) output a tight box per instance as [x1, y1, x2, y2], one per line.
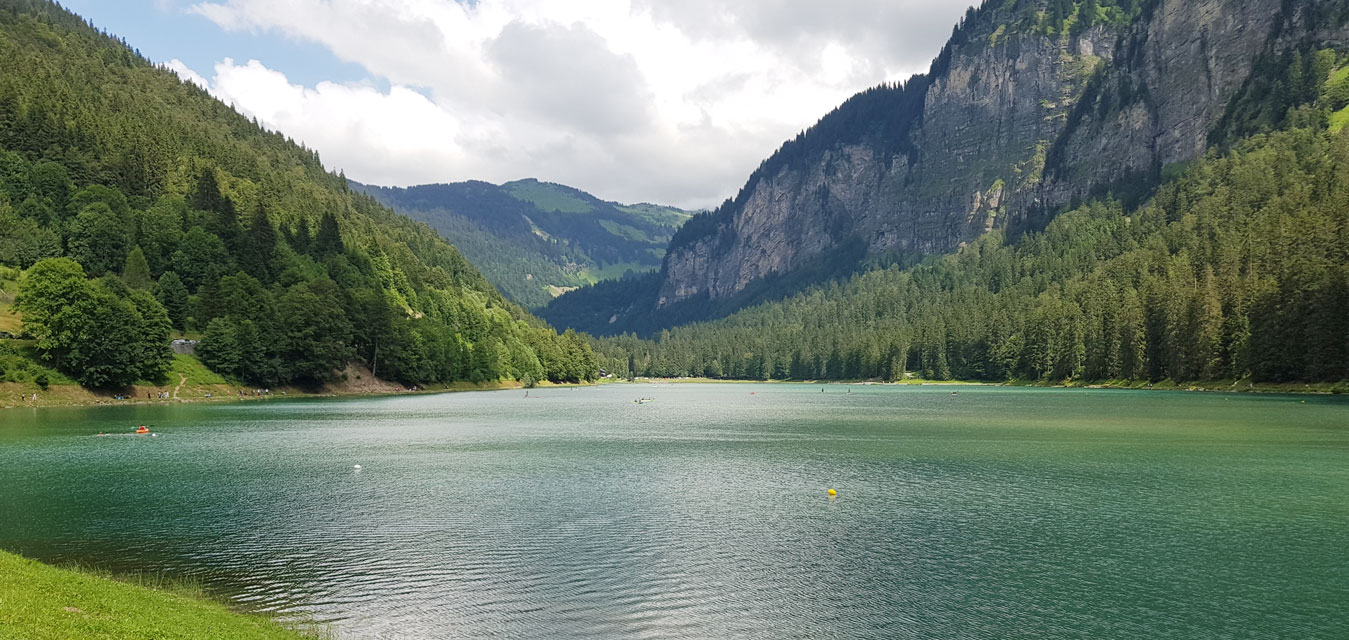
[0, 550, 317, 640]
[0, 350, 574, 409]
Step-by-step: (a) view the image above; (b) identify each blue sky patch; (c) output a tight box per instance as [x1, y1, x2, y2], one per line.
[60, 0, 381, 89]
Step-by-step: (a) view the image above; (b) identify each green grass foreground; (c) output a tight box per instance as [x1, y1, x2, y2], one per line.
[0, 550, 317, 640]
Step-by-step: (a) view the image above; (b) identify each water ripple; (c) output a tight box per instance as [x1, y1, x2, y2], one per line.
[1, 385, 1347, 638]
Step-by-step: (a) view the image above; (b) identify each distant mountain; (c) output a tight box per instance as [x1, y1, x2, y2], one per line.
[352, 178, 693, 309]
[544, 0, 1349, 337]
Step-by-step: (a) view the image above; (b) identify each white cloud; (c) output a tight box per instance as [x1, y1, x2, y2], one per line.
[202, 58, 467, 187]
[183, 0, 970, 208]
[166, 58, 208, 89]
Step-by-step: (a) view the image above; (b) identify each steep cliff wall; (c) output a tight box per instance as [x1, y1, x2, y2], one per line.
[654, 0, 1347, 311]
[1041, 0, 1345, 208]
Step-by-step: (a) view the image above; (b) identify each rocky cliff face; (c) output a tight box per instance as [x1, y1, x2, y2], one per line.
[1042, 0, 1346, 207]
[655, 0, 1347, 310]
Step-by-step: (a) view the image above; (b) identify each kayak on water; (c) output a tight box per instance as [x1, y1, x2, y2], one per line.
[96, 426, 157, 437]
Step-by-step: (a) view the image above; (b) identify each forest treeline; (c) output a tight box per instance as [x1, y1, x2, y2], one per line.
[0, 0, 597, 388]
[595, 127, 1348, 385]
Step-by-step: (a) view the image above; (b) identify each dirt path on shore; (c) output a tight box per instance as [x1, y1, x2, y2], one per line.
[172, 374, 186, 399]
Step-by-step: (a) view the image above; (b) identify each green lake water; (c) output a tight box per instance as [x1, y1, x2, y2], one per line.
[1, 384, 1346, 638]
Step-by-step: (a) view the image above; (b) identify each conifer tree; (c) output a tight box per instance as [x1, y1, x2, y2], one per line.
[314, 211, 343, 256]
[243, 202, 277, 282]
[154, 271, 189, 332]
[121, 245, 152, 290]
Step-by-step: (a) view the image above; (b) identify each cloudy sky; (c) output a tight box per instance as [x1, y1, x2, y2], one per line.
[64, 0, 969, 209]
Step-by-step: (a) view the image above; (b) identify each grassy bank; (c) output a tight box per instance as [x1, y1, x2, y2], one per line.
[0, 550, 316, 640]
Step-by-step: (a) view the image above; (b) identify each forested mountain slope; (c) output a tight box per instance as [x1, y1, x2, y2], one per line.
[353, 178, 690, 309]
[595, 126, 1349, 386]
[547, 0, 1349, 337]
[0, 0, 597, 388]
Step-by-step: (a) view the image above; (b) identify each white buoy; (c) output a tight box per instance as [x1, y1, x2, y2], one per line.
[353, 464, 362, 470]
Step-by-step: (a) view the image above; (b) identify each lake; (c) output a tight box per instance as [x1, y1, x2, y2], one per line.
[1, 384, 1346, 639]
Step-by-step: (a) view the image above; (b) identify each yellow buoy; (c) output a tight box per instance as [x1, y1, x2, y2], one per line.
[827, 488, 837, 497]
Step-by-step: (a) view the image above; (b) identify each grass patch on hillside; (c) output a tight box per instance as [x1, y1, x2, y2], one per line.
[505, 180, 594, 214]
[597, 219, 654, 243]
[579, 262, 656, 283]
[169, 353, 228, 385]
[0, 269, 21, 334]
[615, 203, 693, 228]
[1330, 105, 1349, 134]
[0, 300, 21, 334]
[1327, 64, 1349, 93]
[0, 550, 320, 640]
[134, 354, 232, 398]
[0, 342, 73, 387]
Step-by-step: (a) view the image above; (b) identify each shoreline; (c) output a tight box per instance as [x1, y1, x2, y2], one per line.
[5, 375, 1341, 411]
[618, 376, 1347, 395]
[0, 377, 592, 411]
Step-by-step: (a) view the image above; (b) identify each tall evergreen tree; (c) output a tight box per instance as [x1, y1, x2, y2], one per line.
[288, 218, 311, 254]
[154, 271, 189, 332]
[191, 168, 241, 250]
[314, 211, 343, 257]
[121, 245, 152, 290]
[190, 167, 224, 214]
[243, 202, 277, 282]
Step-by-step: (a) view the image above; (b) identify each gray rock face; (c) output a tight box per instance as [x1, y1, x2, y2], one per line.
[1043, 0, 1308, 206]
[656, 0, 1346, 309]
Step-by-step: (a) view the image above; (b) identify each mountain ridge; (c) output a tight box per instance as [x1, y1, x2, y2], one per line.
[352, 177, 692, 309]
